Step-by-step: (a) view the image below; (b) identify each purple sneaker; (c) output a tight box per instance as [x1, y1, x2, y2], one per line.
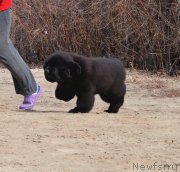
[19, 86, 42, 110]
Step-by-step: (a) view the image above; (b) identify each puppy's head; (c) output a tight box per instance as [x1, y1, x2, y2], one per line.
[44, 52, 81, 83]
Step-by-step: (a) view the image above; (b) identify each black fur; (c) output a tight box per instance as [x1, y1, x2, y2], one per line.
[44, 51, 126, 113]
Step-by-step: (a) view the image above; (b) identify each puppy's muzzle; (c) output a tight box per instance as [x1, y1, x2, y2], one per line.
[44, 68, 56, 82]
[44, 68, 50, 75]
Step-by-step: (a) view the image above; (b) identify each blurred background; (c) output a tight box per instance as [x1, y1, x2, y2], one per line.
[12, 0, 179, 75]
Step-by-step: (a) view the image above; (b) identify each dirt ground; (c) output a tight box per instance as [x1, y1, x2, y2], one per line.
[0, 68, 180, 172]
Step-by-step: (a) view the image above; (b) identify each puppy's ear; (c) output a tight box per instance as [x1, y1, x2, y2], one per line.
[68, 62, 81, 76]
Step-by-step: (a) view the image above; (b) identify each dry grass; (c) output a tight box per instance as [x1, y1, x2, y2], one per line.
[12, 0, 179, 74]
[126, 69, 180, 97]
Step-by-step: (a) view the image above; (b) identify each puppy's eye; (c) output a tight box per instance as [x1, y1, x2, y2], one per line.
[50, 67, 58, 73]
[51, 67, 55, 72]
[59, 67, 66, 73]
[61, 69, 71, 78]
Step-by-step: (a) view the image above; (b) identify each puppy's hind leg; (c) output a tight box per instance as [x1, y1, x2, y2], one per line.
[105, 96, 124, 113]
[100, 93, 124, 113]
[105, 84, 126, 113]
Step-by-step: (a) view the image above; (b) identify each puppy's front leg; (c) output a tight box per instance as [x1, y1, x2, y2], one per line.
[55, 84, 75, 102]
[69, 92, 95, 113]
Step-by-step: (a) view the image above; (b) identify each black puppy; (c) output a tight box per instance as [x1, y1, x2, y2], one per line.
[44, 51, 126, 113]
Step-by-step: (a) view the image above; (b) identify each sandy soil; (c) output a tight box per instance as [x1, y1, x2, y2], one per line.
[0, 68, 180, 172]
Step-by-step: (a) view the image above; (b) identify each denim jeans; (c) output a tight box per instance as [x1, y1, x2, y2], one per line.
[0, 9, 37, 96]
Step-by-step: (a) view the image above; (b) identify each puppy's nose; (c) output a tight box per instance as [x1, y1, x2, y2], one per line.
[45, 68, 50, 74]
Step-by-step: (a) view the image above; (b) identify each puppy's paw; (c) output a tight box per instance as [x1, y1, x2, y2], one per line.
[68, 107, 90, 113]
[68, 107, 79, 113]
[104, 109, 118, 113]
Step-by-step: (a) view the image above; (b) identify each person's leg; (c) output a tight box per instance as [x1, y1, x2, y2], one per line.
[0, 9, 37, 96]
[0, 9, 42, 110]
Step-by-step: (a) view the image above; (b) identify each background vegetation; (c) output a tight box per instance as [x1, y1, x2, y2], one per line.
[12, 0, 179, 75]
